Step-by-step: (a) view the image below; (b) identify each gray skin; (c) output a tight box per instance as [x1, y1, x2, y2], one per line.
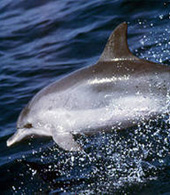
[7, 23, 170, 151]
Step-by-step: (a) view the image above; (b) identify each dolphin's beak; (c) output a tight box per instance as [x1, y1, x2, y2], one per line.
[6, 129, 25, 147]
[7, 132, 18, 147]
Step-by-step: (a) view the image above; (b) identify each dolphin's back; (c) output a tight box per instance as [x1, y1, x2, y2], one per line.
[8, 22, 169, 151]
[27, 21, 170, 111]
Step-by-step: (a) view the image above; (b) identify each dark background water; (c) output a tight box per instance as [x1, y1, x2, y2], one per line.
[0, 0, 170, 194]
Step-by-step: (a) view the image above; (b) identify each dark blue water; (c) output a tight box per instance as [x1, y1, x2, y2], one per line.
[0, 0, 170, 194]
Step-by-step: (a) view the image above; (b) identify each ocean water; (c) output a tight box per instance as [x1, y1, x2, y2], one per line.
[0, 0, 170, 194]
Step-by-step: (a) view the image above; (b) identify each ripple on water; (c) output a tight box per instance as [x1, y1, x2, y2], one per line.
[0, 0, 170, 193]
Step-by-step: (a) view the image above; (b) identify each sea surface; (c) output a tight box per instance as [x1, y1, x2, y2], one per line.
[0, 0, 170, 194]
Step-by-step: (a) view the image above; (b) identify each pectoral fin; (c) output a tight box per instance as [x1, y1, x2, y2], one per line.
[52, 130, 81, 151]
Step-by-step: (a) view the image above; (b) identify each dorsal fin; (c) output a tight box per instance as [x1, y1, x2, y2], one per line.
[99, 22, 138, 62]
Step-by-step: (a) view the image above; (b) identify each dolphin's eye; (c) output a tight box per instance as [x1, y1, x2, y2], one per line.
[24, 123, 33, 129]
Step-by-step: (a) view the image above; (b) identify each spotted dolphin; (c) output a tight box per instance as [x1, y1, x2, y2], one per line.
[7, 23, 170, 151]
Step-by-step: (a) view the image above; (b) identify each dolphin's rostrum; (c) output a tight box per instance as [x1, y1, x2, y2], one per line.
[7, 23, 170, 151]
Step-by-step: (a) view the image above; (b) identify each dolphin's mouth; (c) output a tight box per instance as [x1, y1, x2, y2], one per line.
[7, 133, 17, 147]
[7, 127, 52, 147]
[6, 129, 25, 147]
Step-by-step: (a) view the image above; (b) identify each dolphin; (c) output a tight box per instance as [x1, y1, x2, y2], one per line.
[7, 22, 170, 151]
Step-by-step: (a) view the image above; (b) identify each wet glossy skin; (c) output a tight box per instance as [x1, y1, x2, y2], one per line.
[7, 23, 170, 151]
